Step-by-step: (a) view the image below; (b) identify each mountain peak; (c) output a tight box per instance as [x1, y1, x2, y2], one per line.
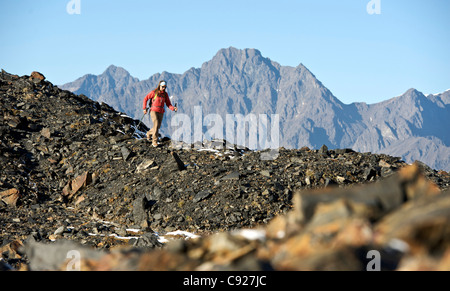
[219, 47, 261, 55]
[103, 65, 130, 78]
[405, 88, 422, 95]
[400, 88, 427, 102]
[212, 47, 264, 62]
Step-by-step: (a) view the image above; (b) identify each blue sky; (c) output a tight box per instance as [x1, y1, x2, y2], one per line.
[1, 0, 449, 104]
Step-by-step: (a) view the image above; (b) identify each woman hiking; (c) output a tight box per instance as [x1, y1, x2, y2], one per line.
[142, 80, 177, 147]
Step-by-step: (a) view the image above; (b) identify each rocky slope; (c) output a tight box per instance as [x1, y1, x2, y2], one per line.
[1, 70, 450, 271]
[60, 47, 450, 171]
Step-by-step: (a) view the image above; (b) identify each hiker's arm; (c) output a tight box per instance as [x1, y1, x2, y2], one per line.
[143, 91, 154, 113]
[165, 94, 176, 111]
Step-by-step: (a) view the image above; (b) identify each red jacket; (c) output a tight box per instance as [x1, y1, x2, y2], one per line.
[143, 90, 175, 114]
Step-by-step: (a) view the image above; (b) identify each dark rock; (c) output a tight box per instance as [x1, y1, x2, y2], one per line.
[193, 190, 212, 203]
[319, 144, 328, 154]
[133, 232, 163, 248]
[221, 171, 240, 181]
[160, 151, 186, 177]
[147, 186, 163, 202]
[335, 148, 354, 154]
[0, 260, 13, 271]
[132, 195, 148, 225]
[363, 167, 377, 181]
[171, 151, 186, 171]
[121, 146, 131, 161]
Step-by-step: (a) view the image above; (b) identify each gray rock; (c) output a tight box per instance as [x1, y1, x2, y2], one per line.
[193, 190, 212, 203]
[319, 144, 328, 154]
[221, 171, 240, 180]
[260, 170, 271, 177]
[121, 146, 131, 161]
[132, 195, 148, 224]
[133, 232, 163, 248]
[54, 226, 65, 236]
[136, 159, 156, 173]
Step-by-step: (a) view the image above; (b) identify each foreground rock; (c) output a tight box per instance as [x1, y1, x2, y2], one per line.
[11, 164, 450, 271]
[1, 70, 449, 270]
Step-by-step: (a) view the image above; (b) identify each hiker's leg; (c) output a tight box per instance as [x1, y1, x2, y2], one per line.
[152, 112, 164, 145]
[149, 111, 158, 140]
[156, 113, 164, 137]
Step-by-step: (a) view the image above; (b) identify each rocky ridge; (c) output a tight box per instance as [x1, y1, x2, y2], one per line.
[1, 70, 450, 271]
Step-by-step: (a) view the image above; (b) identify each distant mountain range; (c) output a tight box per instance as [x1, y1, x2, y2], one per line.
[60, 47, 450, 171]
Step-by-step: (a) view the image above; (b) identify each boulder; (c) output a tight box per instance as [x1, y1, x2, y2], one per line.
[30, 71, 45, 81]
[0, 188, 20, 207]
